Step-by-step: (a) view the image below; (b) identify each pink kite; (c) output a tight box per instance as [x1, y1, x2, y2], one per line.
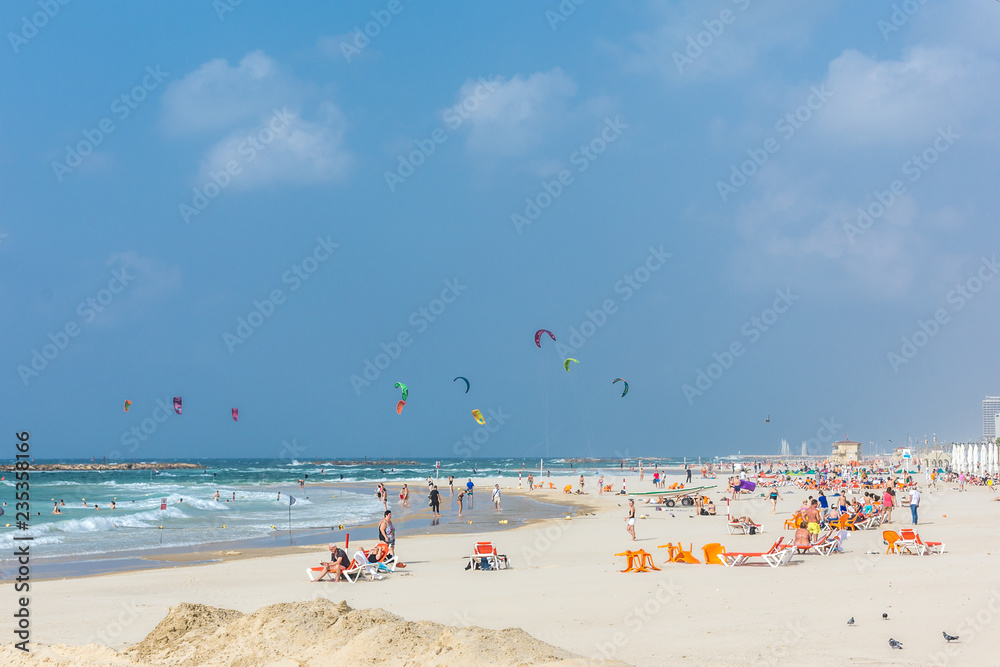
[534, 329, 555, 348]
[232, 408, 238, 421]
[173, 397, 182, 415]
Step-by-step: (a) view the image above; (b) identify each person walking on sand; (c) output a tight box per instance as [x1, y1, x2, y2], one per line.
[528, 473, 534, 490]
[686, 464, 692, 484]
[769, 487, 781, 514]
[493, 484, 502, 511]
[909, 487, 921, 524]
[448, 476, 454, 496]
[457, 489, 465, 517]
[579, 475, 585, 493]
[598, 475, 604, 495]
[626, 499, 636, 541]
[882, 486, 894, 523]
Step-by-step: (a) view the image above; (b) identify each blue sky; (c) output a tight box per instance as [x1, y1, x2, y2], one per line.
[3, 0, 998, 461]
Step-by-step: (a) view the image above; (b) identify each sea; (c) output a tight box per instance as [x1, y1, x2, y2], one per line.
[0, 457, 688, 574]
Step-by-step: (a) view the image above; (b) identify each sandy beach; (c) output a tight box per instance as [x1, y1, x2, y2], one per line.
[4, 469, 1000, 666]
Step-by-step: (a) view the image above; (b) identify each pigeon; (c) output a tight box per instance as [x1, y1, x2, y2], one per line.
[888, 638, 903, 650]
[882, 613, 889, 620]
[943, 631, 959, 643]
[847, 617, 854, 626]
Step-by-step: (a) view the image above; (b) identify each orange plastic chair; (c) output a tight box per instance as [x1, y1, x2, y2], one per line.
[616, 549, 661, 572]
[882, 530, 902, 554]
[702, 543, 726, 565]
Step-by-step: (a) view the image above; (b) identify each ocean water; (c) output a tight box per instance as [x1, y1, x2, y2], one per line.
[0, 457, 679, 560]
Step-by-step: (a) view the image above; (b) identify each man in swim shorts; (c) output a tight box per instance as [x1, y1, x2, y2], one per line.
[805, 499, 822, 542]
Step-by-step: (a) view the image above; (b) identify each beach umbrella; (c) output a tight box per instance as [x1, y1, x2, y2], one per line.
[951, 445, 959, 473]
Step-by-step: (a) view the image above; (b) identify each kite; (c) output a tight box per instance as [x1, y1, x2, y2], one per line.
[453, 376, 470, 393]
[394, 382, 408, 401]
[396, 400, 406, 415]
[563, 358, 579, 372]
[613, 378, 629, 397]
[173, 397, 182, 415]
[534, 329, 555, 348]
[232, 408, 238, 422]
[123, 400, 132, 412]
[471, 409, 485, 425]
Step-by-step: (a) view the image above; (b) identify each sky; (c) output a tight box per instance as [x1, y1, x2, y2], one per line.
[2, 0, 999, 462]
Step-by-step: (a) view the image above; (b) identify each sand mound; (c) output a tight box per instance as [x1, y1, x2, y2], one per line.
[5, 598, 622, 666]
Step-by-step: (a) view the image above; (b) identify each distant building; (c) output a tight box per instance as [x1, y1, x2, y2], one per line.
[831, 440, 862, 462]
[985, 396, 1000, 441]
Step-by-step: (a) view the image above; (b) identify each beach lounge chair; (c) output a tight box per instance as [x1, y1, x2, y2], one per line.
[359, 543, 397, 573]
[702, 543, 726, 565]
[883, 529, 920, 555]
[306, 556, 379, 582]
[468, 541, 509, 570]
[900, 529, 944, 555]
[721, 538, 792, 567]
[795, 532, 837, 556]
[727, 516, 764, 535]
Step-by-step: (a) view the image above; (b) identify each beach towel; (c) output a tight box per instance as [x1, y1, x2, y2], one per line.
[740, 480, 757, 492]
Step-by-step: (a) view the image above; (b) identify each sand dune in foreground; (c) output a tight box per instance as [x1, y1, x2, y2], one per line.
[4, 598, 624, 667]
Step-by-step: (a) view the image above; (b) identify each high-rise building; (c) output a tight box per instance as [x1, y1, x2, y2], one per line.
[984, 396, 1000, 441]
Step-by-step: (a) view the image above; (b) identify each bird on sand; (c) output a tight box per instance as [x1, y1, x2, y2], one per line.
[888, 639, 903, 650]
[847, 617, 854, 626]
[943, 631, 959, 643]
[882, 613, 889, 620]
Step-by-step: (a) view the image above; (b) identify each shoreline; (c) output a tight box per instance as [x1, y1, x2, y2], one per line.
[14, 480, 599, 580]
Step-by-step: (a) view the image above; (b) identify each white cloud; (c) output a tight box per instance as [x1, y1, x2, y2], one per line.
[446, 69, 581, 159]
[815, 47, 1000, 145]
[628, 0, 834, 82]
[197, 105, 351, 188]
[161, 51, 301, 135]
[164, 51, 352, 187]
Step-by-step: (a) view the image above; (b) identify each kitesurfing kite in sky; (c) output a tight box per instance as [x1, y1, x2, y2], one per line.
[613, 378, 629, 397]
[471, 409, 485, 425]
[534, 329, 555, 347]
[173, 397, 182, 415]
[232, 408, 239, 422]
[396, 400, 406, 415]
[453, 376, 470, 393]
[123, 400, 131, 412]
[394, 382, 408, 401]
[563, 358, 579, 372]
